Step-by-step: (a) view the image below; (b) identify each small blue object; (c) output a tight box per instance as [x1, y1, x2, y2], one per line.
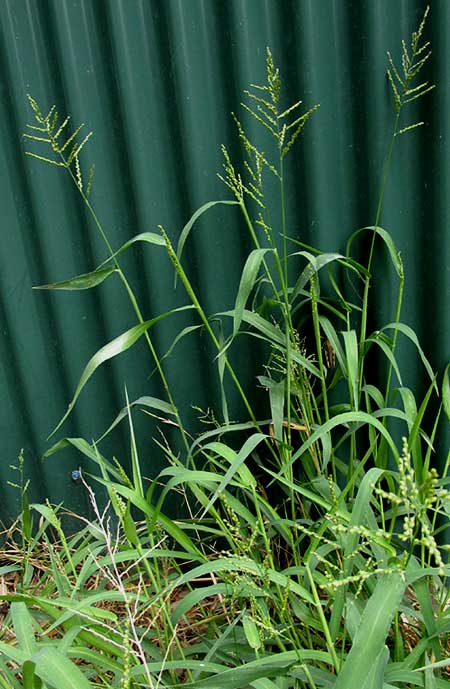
[71, 469, 82, 483]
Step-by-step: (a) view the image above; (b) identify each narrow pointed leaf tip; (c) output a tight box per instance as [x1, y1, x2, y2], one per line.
[33, 267, 118, 290]
[96, 232, 166, 270]
[49, 319, 155, 438]
[48, 303, 194, 439]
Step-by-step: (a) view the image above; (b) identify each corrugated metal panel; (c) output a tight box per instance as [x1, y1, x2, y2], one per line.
[0, 0, 448, 522]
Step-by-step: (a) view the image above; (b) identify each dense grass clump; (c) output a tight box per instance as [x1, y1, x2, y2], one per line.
[1, 8, 450, 689]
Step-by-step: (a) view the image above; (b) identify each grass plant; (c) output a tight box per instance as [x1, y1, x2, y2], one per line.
[1, 7, 450, 688]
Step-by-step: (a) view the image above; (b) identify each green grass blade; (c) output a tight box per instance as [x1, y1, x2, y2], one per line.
[407, 376, 438, 481]
[157, 323, 204, 364]
[409, 557, 441, 661]
[203, 441, 257, 489]
[277, 411, 399, 477]
[96, 231, 166, 269]
[319, 316, 347, 373]
[164, 651, 305, 689]
[175, 200, 239, 266]
[201, 433, 266, 514]
[366, 334, 403, 388]
[0, 640, 27, 664]
[382, 322, 437, 389]
[11, 602, 37, 655]
[32, 647, 94, 689]
[124, 387, 143, 497]
[43, 437, 123, 480]
[397, 387, 418, 431]
[342, 330, 359, 409]
[290, 251, 344, 302]
[174, 556, 313, 603]
[33, 267, 117, 290]
[22, 660, 42, 689]
[330, 467, 388, 639]
[361, 647, 389, 689]
[250, 680, 279, 689]
[50, 320, 155, 437]
[90, 477, 201, 556]
[269, 379, 284, 442]
[187, 418, 272, 460]
[219, 309, 321, 377]
[333, 571, 405, 689]
[347, 226, 403, 277]
[443, 363, 450, 420]
[95, 395, 176, 443]
[233, 248, 271, 335]
[362, 384, 384, 409]
[242, 613, 262, 651]
[171, 583, 230, 624]
[49, 305, 193, 438]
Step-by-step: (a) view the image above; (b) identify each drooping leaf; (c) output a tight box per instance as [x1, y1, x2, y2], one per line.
[176, 200, 240, 263]
[96, 232, 166, 269]
[188, 418, 272, 460]
[279, 411, 399, 477]
[33, 267, 117, 291]
[291, 251, 344, 302]
[203, 441, 257, 490]
[43, 437, 124, 481]
[50, 320, 153, 437]
[219, 308, 321, 377]
[366, 332, 403, 388]
[347, 226, 403, 278]
[90, 477, 201, 556]
[49, 305, 193, 437]
[382, 322, 437, 389]
[96, 395, 176, 443]
[201, 433, 266, 514]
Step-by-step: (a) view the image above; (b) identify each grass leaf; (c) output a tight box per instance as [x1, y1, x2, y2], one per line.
[342, 330, 359, 410]
[32, 647, 94, 689]
[201, 433, 266, 514]
[33, 267, 117, 290]
[175, 200, 240, 283]
[333, 571, 405, 689]
[382, 322, 437, 389]
[49, 320, 155, 437]
[96, 395, 176, 443]
[49, 305, 193, 438]
[291, 251, 344, 301]
[11, 602, 37, 655]
[233, 249, 271, 335]
[96, 232, 166, 269]
[443, 363, 450, 420]
[347, 226, 403, 278]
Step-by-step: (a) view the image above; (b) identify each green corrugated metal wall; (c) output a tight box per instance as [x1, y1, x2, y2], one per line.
[0, 0, 448, 522]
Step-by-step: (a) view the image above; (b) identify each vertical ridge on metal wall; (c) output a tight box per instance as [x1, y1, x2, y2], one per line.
[0, 0, 448, 522]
